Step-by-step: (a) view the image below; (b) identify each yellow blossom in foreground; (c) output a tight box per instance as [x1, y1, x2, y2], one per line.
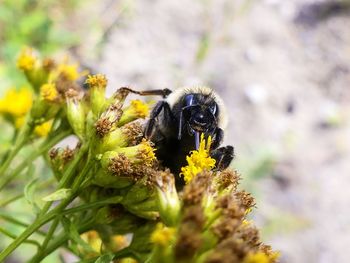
[34, 120, 53, 137]
[0, 88, 33, 117]
[180, 133, 216, 184]
[40, 83, 58, 102]
[16, 47, 36, 71]
[150, 223, 175, 246]
[85, 74, 107, 88]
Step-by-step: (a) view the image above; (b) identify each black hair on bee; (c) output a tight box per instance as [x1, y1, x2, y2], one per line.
[143, 86, 234, 177]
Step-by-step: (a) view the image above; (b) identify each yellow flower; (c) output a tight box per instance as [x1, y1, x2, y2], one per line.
[0, 88, 33, 117]
[180, 133, 216, 184]
[243, 252, 270, 263]
[40, 83, 58, 102]
[114, 139, 156, 166]
[80, 230, 102, 257]
[34, 120, 53, 137]
[150, 223, 175, 246]
[130, 100, 150, 118]
[138, 139, 156, 164]
[57, 63, 80, 81]
[85, 74, 108, 88]
[243, 251, 280, 263]
[17, 47, 36, 71]
[118, 100, 151, 126]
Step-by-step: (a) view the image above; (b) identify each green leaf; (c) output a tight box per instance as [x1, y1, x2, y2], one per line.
[24, 167, 40, 214]
[42, 188, 72, 201]
[95, 253, 114, 263]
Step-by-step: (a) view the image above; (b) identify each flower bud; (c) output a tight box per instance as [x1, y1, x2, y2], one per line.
[93, 151, 135, 189]
[154, 170, 180, 226]
[124, 198, 159, 220]
[49, 147, 75, 179]
[97, 122, 143, 153]
[114, 139, 156, 167]
[66, 98, 86, 140]
[85, 74, 108, 116]
[17, 48, 50, 90]
[30, 83, 61, 122]
[150, 223, 175, 247]
[122, 177, 154, 205]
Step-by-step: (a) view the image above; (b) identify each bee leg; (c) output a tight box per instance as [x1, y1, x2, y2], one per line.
[145, 101, 174, 138]
[211, 145, 234, 170]
[119, 87, 172, 98]
[211, 128, 224, 150]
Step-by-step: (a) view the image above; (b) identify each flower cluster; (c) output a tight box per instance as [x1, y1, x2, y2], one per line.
[0, 48, 279, 263]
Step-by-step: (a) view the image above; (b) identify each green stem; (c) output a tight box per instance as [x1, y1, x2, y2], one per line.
[0, 227, 41, 248]
[0, 190, 79, 261]
[62, 196, 123, 216]
[0, 121, 33, 177]
[29, 219, 95, 263]
[0, 129, 71, 191]
[40, 217, 60, 252]
[0, 211, 47, 236]
[0, 193, 23, 207]
[0, 144, 89, 261]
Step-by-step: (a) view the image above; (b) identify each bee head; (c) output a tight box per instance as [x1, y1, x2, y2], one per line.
[178, 93, 219, 149]
[166, 87, 228, 150]
[183, 94, 218, 133]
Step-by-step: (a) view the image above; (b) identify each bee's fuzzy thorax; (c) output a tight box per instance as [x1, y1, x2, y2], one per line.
[166, 86, 228, 129]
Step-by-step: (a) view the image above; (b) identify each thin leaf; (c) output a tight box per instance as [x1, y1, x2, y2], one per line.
[42, 188, 72, 201]
[24, 167, 40, 214]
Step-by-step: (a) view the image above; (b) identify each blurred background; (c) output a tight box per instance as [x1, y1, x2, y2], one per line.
[1, 0, 350, 262]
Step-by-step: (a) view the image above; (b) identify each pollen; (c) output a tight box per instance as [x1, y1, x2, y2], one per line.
[130, 99, 150, 118]
[85, 74, 107, 88]
[0, 87, 33, 117]
[16, 47, 36, 71]
[40, 83, 58, 102]
[150, 223, 175, 246]
[34, 120, 53, 137]
[180, 134, 216, 184]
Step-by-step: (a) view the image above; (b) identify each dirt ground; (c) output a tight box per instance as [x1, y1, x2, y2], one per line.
[79, 0, 350, 262]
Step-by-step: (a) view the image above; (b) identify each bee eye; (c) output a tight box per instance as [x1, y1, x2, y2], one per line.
[209, 104, 217, 114]
[185, 94, 195, 106]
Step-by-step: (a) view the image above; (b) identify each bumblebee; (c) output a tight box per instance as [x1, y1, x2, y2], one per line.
[128, 86, 234, 175]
